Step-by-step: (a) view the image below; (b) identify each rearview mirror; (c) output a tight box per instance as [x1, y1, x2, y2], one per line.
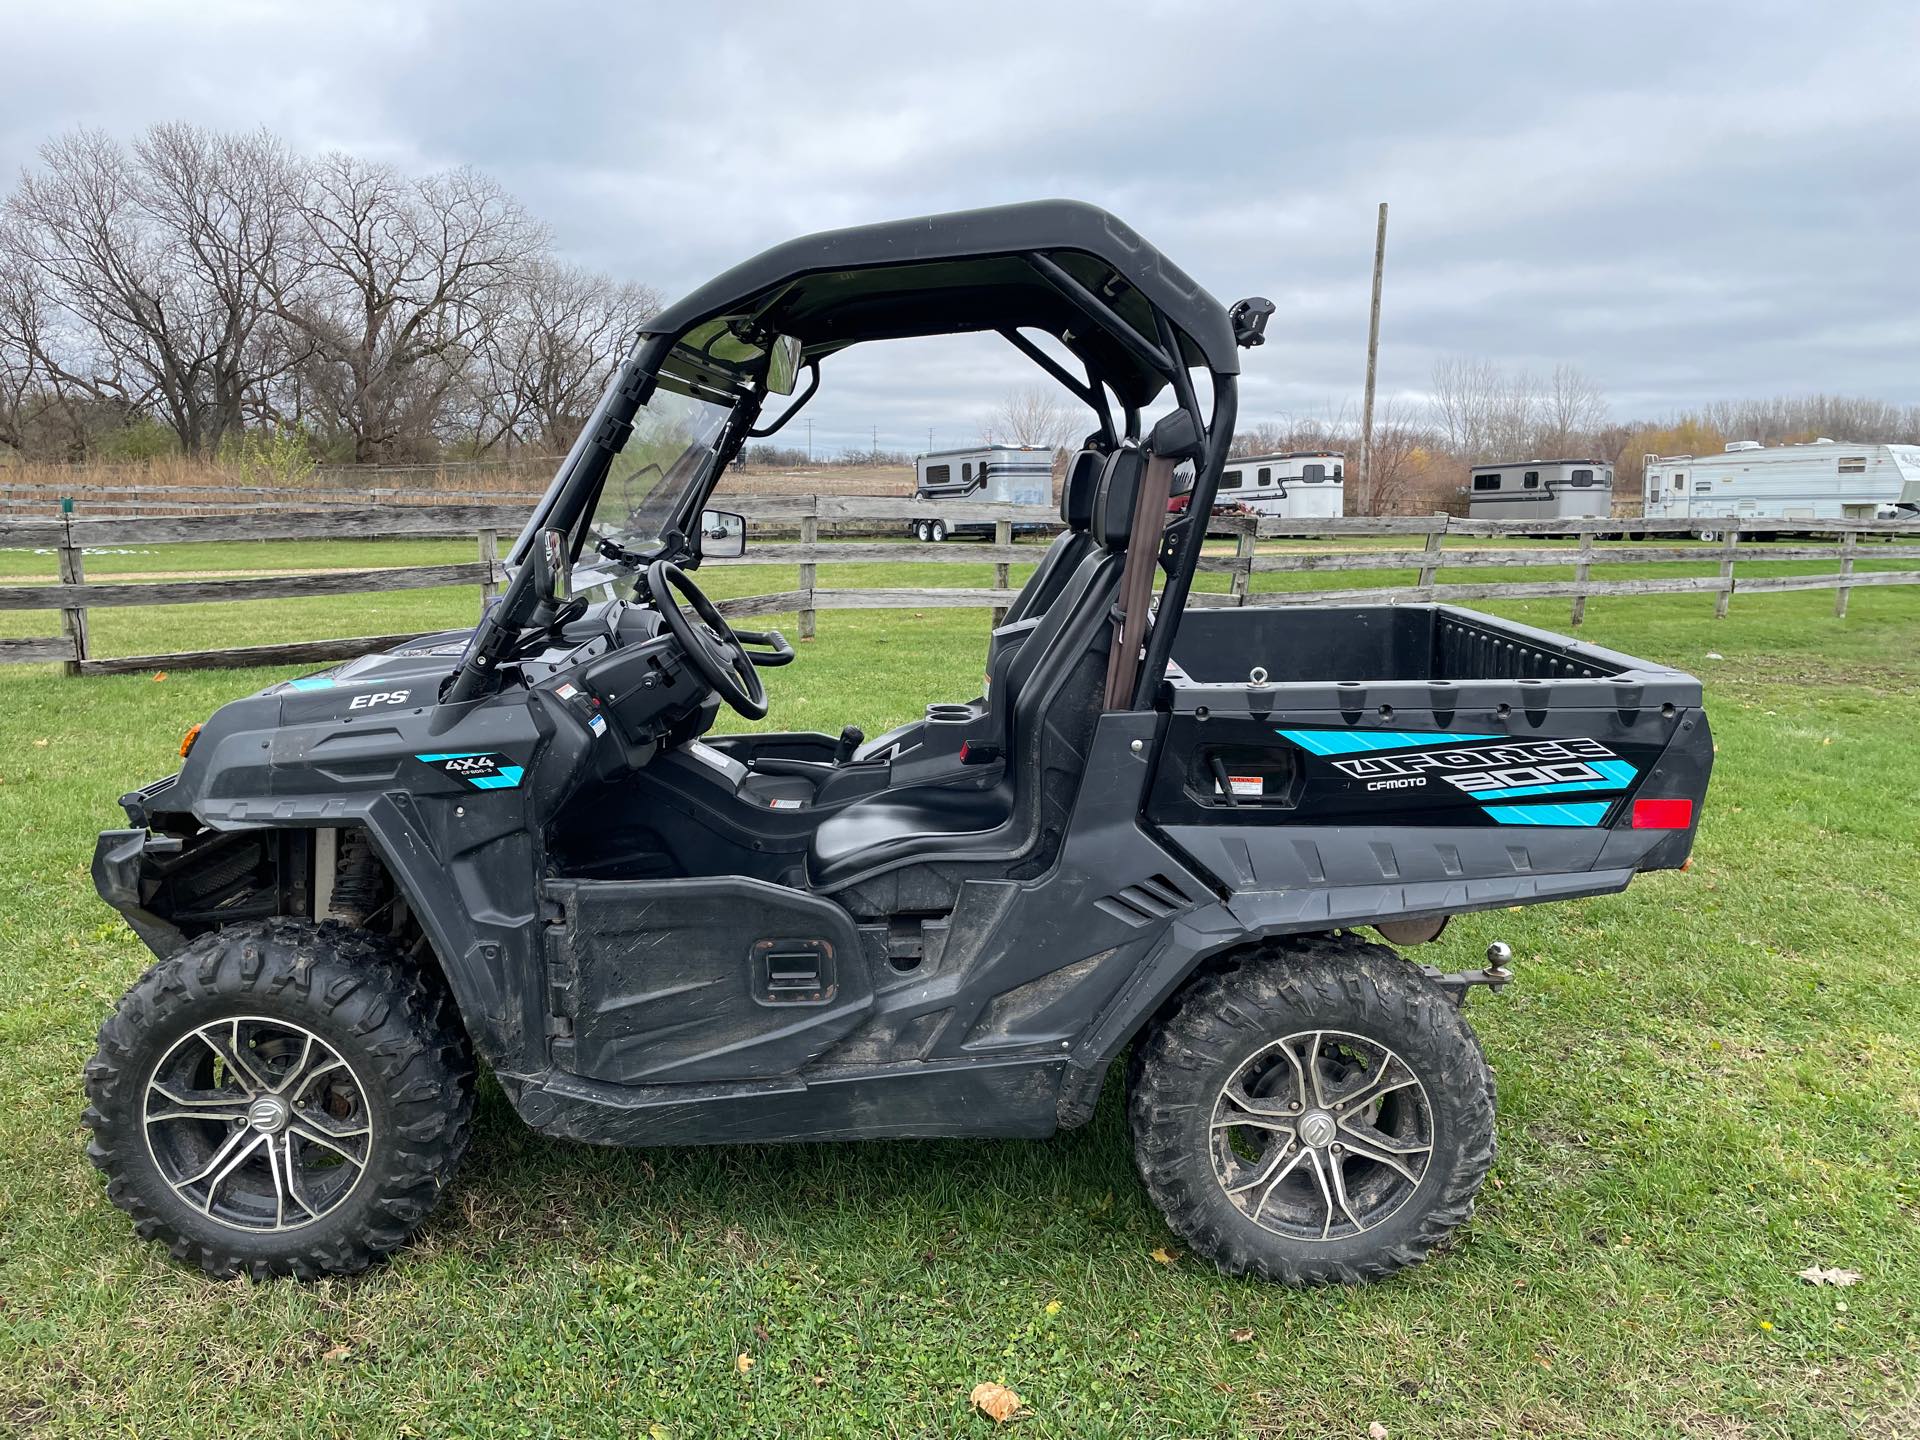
[700, 509, 746, 559]
[535, 528, 571, 602]
[766, 334, 804, 396]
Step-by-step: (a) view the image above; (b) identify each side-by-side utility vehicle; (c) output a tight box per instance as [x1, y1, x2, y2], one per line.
[84, 202, 1712, 1283]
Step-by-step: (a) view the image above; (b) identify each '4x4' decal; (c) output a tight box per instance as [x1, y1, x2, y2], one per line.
[415, 752, 523, 790]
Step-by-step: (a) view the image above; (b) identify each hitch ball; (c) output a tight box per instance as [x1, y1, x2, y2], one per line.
[1485, 941, 1513, 976]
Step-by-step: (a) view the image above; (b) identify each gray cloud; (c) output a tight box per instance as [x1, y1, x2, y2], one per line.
[4, 0, 1914, 452]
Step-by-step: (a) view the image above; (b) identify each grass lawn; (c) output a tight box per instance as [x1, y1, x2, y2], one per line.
[1, 541, 1917, 1437]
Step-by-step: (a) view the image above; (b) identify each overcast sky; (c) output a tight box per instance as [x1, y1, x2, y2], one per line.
[3, 0, 1916, 454]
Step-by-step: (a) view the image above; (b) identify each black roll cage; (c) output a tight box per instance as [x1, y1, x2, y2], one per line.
[453, 211, 1249, 711]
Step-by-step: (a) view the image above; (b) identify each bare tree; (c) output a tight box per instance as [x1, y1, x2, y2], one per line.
[272, 155, 546, 462]
[465, 260, 658, 453]
[2, 126, 300, 455]
[984, 384, 1078, 452]
[1539, 363, 1609, 453]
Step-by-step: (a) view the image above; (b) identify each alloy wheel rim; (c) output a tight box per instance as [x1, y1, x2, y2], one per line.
[1209, 1028, 1433, 1243]
[141, 1016, 374, 1233]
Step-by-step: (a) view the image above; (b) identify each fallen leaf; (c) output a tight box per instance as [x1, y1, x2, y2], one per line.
[735, 1353, 754, 1374]
[753, 1323, 772, 1343]
[1229, 1327, 1254, 1344]
[1797, 1265, 1861, 1287]
[648, 1426, 669, 1440]
[152, 671, 168, 682]
[32, 737, 51, 748]
[1150, 1247, 1179, 1266]
[321, 1344, 352, 1363]
[1369, 1424, 1390, 1440]
[970, 1381, 1024, 1424]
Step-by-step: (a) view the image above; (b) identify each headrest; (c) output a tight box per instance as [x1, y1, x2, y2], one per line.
[1060, 449, 1102, 531]
[1093, 448, 1147, 550]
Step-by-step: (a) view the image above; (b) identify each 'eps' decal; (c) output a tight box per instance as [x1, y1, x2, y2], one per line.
[415, 751, 523, 790]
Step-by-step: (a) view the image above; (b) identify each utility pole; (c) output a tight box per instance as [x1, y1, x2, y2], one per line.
[806, 418, 813, 463]
[871, 424, 878, 465]
[1358, 201, 1388, 512]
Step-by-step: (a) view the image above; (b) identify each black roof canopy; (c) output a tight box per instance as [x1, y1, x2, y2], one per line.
[641, 200, 1239, 408]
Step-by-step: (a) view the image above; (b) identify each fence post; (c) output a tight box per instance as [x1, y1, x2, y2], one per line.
[1714, 524, 1739, 620]
[991, 515, 1014, 626]
[56, 520, 89, 676]
[1416, 514, 1446, 597]
[1834, 529, 1858, 618]
[1229, 518, 1256, 606]
[797, 509, 818, 640]
[1569, 527, 1594, 628]
[477, 528, 500, 610]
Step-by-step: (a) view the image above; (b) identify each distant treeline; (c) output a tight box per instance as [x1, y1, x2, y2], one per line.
[0, 124, 658, 466]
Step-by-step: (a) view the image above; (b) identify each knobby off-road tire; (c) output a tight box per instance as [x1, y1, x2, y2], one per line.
[83, 918, 475, 1279]
[1129, 934, 1495, 1284]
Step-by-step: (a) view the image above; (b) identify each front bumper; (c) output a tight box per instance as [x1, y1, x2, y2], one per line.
[93, 825, 187, 959]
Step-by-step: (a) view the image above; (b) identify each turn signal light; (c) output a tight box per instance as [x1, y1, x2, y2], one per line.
[1631, 797, 1693, 830]
[179, 723, 202, 759]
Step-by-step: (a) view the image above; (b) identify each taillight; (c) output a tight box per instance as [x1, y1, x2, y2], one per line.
[1631, 797, 1693, 829]
[180, 723, 202, 759]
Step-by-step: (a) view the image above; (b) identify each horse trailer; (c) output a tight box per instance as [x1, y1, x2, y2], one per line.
[1215, 451, 1345, 522]
[1466, 459, 1613, 524]
[907, 444, 1054, 540]
[1641, 440, 1920, 539]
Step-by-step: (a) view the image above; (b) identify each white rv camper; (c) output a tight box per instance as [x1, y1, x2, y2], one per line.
[1215, 451, 1345, 522]
[1466, 459, 1613, 525]
[907, 444, 1054, 540]
[1641, 440, 1920, 538]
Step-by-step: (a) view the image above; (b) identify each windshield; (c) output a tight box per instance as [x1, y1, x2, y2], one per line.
[586, 382, 734, 558]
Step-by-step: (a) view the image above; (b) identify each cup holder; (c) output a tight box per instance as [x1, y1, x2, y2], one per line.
[926, 702, 975, 722]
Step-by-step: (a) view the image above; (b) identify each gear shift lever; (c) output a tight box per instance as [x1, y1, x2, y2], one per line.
[835, 725, 864, 764]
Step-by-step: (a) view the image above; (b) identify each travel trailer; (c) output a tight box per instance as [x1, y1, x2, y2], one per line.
[1642, 440, 1920, 538]
[1215, 451, 1345, 521]
[907, 444, 1054, 540]
[1466, 459, 1613, 524]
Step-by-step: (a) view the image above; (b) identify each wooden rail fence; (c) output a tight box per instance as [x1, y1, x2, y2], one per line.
[1, 500, 1915, 677]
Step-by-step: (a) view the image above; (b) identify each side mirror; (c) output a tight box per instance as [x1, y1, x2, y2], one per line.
[766, 334, 804, 396]
[535, 527, 571, 601]
[700, 509, 746, 559]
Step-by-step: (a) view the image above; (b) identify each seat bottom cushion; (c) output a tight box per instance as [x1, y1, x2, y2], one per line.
[806, 782, 1011, 889]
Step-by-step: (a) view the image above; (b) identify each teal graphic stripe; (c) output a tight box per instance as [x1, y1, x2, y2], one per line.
[1483, 802, 1610, 827]
[1278, 728, 1501, 756]
[1468, 758, 1637, 800]
[468, 766, 524, 790]
[287, 676, 335, 690]
[416, 752, 488, 762]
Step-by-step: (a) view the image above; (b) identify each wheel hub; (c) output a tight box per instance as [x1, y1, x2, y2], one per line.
[141, 1016, 373, 1233]
[1296, 1109, 1337, 1148]
[1209, 1028, 1434, 1243]
[246, 1094, 291, 1134]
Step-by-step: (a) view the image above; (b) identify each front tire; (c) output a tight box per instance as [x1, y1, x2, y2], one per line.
[83, 919, 475, 1279]
[1129, 935, 1494, 1284]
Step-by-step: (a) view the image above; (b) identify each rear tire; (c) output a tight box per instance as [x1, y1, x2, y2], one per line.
[1129, 934, 1494, 1284]
[83, 918, 475, 1279]
[931, 519, 948, 542]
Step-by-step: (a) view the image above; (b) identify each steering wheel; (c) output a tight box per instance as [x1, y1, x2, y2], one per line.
[646, 559, 769, 720]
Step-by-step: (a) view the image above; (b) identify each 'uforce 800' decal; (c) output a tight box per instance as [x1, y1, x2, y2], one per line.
[1276, 729, 1639, 827]
[415, 751, 524, 790]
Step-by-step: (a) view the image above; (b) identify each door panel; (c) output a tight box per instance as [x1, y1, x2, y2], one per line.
[546, 877, 874, 1084]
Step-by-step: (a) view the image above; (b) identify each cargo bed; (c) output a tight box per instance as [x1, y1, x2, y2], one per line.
[1150, 604, 1713, 924]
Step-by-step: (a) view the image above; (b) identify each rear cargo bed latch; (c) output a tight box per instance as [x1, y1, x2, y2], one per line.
[1420, 942, 1514, 1007]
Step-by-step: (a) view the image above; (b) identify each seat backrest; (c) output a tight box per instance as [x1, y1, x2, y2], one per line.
[1000, 448, 1103, 627]
[988, 446, 1146, 756]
